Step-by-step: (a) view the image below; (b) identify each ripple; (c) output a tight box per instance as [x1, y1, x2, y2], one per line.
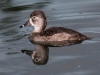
[5, 35, 25, 42]
[0, 16, 19, 30]
[6, 52, 20, 55]
[49, 56, 82, 64]
[63, 70, 94, 75]
[82, 38, 100, 44]
[78, 27, 100, 33]
[1, 29, 18, 36]
[0, 68, 14, 72]
[1, 2, 51, 12]
[50, 13, 100, 21]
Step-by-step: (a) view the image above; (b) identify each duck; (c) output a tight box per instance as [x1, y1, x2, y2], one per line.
[20, 10, 91, 46]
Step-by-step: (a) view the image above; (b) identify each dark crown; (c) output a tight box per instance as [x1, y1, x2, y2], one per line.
[30, 10, 46, 20]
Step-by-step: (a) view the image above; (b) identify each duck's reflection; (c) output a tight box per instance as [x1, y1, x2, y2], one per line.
[21, 44, 49, 65]
[21, 40, 83, 65]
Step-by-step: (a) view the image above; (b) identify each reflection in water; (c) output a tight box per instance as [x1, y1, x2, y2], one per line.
[21, 44, 49, 65]
[32, 40, 83, 47]
[21, 40, 82, 65]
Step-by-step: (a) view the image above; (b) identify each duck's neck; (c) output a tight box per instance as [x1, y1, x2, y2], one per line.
[32, 19, 46, 33]
[33, 26, 43, 33]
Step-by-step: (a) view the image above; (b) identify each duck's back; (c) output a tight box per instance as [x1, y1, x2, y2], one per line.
[41, 27, 90, 41]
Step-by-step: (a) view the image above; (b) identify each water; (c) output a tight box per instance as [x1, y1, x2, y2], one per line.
[0, 0, 100, 75]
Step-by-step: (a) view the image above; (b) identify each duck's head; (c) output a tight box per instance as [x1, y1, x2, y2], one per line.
[21, 45, 49, 65]
[20, 10, 47, 33]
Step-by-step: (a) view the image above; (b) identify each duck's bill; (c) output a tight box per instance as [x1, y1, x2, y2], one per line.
[21, 50, 33, 57]
[20, 20, 30, 28]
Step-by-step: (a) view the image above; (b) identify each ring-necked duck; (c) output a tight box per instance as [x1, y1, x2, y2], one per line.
[20, 10, 91, 46]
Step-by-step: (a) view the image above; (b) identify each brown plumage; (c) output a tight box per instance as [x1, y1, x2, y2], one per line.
[20, 10, 91, 46]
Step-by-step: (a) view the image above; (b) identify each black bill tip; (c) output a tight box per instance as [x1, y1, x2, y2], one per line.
[19, 25, 25, 28]
[21, 50, 33, 57]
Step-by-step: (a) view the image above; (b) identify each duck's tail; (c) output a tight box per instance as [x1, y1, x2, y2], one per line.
[84, 36, 93, 40]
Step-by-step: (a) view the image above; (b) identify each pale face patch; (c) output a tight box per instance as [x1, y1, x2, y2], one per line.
[29, 18, 35, 26]
[31, 51, 36, 60]
[29, 17, 44, 32]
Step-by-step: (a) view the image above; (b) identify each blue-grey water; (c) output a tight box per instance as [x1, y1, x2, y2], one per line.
[0, 0, 100, 75]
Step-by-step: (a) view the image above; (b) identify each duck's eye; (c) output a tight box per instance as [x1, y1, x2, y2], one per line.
[34, 58, 39, 62]
[32, 16, 36, 20]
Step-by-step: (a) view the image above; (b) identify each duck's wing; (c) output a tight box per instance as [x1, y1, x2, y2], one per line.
[42, 27, 90, 40]
[42, 27, 80, 36]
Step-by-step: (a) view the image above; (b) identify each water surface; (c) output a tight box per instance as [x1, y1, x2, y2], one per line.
[0, 0, 100, 75]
